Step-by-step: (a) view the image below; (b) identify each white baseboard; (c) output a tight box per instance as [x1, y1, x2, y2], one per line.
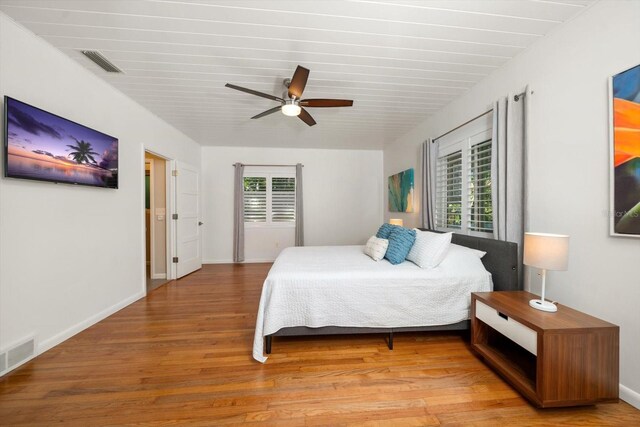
[620, 384, 640, 409]
[203, 258, 275, 264]
[37, 291, 146, 355]
[151, 273, 167, 279]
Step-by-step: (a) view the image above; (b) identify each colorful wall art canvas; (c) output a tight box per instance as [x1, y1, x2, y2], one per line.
[611, 64, 640, 236]
[388, 168, 414, 212]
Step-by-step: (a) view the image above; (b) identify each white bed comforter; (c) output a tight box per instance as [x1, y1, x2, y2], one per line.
[253, 245, 492, 362]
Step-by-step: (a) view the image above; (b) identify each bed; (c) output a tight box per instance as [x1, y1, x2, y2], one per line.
[252, 232, 520, 363]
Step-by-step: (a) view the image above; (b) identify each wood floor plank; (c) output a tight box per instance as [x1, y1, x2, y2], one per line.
[1, 263, 638, 425]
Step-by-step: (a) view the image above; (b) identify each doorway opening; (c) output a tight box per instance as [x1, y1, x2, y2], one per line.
[145, 152, 170, 293]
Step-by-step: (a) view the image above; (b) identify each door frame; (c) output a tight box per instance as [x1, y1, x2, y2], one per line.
[167, 157, 177, 281]
[143, 149, 176, 295]
[145, 157, 156, 278]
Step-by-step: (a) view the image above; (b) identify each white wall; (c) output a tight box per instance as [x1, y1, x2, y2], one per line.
[0, 13, 201, 362]
[383, 0, 640, 405]
[201, 146, 383, 262]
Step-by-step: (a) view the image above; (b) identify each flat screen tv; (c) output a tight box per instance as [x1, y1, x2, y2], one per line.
[3, 96, 118, 188]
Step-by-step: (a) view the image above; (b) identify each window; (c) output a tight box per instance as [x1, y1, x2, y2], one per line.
[243, 174, 295, 225]
[434, 114, 493, 236]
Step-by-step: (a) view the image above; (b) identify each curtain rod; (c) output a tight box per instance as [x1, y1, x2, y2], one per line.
[231, 163, 303, 167]
[513, 91, 526, 102]
[433, 109, 493, 142]
[433, 91, 528, 142]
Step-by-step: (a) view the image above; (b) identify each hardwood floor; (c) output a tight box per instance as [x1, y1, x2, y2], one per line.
[1, 263, 638, 426]
[146, 276, 170, 294]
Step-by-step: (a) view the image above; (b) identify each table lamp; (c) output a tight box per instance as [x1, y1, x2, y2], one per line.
[523, 232, 569, 313]
[389, 218, 403, 226]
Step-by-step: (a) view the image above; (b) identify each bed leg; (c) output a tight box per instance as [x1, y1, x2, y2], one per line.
[387, 332, 394, 350]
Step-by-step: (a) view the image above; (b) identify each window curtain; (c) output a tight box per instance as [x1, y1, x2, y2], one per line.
[491, 86, 529, 283]
[421, 139, 439, 230]
[295, 163, 304, 246]
[233, 162, 245, 262]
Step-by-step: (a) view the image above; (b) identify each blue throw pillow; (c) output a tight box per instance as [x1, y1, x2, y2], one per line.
[376, 223, 399, 239]
[385, 228, 417, 265]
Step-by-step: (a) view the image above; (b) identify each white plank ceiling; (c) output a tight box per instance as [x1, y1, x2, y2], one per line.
[0, 0, 594, 149]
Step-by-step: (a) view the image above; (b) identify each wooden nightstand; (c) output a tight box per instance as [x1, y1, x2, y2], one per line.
[471, 291, 619, 408]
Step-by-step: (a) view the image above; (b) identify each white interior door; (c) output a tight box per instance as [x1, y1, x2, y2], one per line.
[175, 161, 201, 278]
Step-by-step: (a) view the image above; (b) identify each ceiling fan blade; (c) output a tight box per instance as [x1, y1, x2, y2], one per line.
[288, 66, 309, 99]
[225, 83, 283, 102]
[301, 99, 353, 108]
[298, 107, 316, 126]
[251, 106, 282, 119]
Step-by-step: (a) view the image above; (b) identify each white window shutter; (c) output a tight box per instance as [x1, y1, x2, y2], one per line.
[271, 177, 296, 222]
[467, 139, 493, 233]
[434, 113, 494, 237]
[243, 174, 296, 225]
[243, 177, 267, 222]
[435, 151, 463, 230]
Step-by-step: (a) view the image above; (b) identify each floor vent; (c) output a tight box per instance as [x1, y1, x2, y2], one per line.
[6, 338, 35, 372]
[80, 50, 123, 73]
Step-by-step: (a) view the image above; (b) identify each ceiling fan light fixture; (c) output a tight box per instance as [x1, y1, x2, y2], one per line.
[281, 100, 301, 117]
[225, 65, 353, 126]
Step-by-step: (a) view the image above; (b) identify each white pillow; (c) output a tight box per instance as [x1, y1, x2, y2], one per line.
[406, 230, 452, 268]
[364, 236, 389, 261]
[448, 243, 486, 259]
[439, 243, 490, 278]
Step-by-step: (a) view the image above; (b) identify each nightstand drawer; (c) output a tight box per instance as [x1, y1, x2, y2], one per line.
[475, 300, 537, 355]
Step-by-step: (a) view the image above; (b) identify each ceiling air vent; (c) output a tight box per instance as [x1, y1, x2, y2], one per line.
[80, 50, 123, 73]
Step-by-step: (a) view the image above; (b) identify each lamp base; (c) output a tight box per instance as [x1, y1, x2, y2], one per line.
[529, 299, 557, 312]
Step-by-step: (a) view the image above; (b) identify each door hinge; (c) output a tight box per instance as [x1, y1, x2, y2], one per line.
[172, 170, 178, 177]
[172, 213, 178, 220]
[172, 257, 179, 263]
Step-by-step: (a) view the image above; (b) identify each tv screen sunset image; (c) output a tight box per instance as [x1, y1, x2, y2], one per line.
[5, 97, 118, 188]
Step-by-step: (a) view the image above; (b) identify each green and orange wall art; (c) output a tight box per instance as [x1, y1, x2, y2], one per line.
[612, 64, 640, 235]
[388, 168, 414, 213]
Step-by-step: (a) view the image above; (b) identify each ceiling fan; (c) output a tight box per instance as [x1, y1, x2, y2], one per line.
[225, 66, 354, 126]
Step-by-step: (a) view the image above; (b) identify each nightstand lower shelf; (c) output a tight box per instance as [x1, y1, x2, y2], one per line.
[474, 337, 537, 404]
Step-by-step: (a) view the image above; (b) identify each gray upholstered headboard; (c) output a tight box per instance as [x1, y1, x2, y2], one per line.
[419, 229, 521, 292]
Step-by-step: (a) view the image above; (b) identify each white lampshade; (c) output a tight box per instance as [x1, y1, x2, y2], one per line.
[389, 218, 403, 226]
[523, 232, 569, 271]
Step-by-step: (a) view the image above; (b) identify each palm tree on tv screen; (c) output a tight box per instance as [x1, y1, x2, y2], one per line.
[67, 138, 99, 165]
